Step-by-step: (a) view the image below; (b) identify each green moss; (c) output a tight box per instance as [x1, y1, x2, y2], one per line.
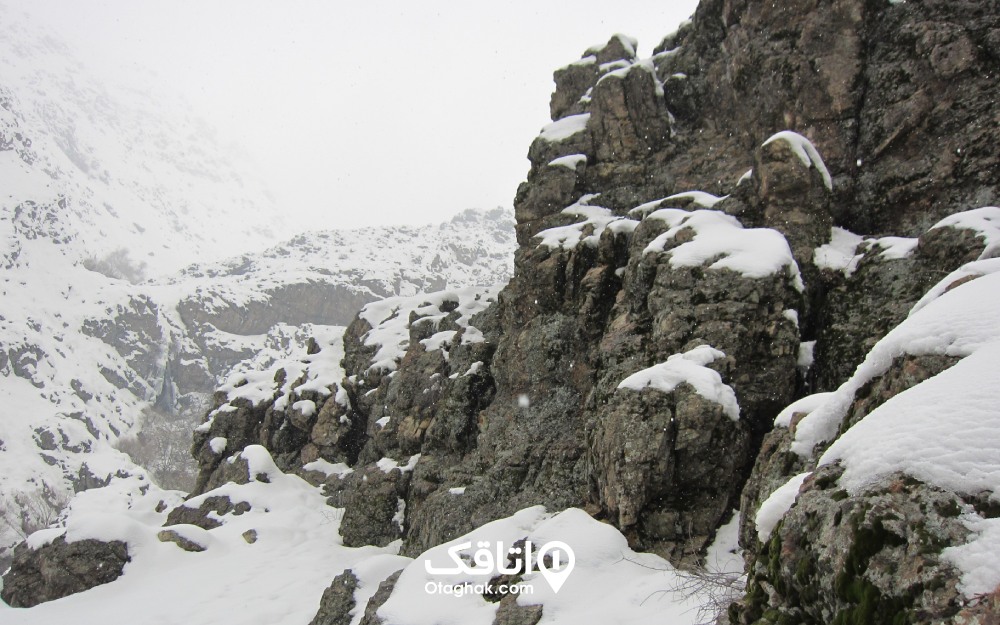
[766, 528, 788, 596]
[831, 517, 913, 625]
[794, 554, 815, 584]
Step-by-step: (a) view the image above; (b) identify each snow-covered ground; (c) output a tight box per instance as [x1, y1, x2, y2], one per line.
[0, 445, 742, 625]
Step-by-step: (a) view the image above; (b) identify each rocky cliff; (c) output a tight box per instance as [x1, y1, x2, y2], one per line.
[5, 0, 1000, 623]
[174, 1, 1000, 622]
[189, 0, 999, 619]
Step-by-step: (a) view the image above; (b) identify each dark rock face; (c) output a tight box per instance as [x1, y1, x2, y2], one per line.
[1, 537, 129, 608]
[309, 570, 359, 625]
[331, 466, 409, 548]
[811, 223, 993, 392]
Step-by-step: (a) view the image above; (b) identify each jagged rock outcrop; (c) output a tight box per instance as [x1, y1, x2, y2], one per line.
[191, 0, 1000, 577]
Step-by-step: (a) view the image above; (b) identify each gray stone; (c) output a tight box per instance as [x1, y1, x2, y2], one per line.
[357, 570, 402, 625]
[1, 536, 129, 607]
[308, 570, 359, 625]
[157, 529, 207, 553]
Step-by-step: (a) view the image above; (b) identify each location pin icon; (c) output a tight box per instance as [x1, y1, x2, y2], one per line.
[536, 541, 575, 593]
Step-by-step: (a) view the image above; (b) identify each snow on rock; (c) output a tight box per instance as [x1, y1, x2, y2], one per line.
[617, 345, 740, 421]
[208, 437, 227, 455]
[662, 190, 728, 208]
[819, 340, 1000, 499]
[773, 392, 834, 428]
[547, 154, 588, 170]
[359, 286, 499, 373]
[535, 196, 639, 250]
[345, 554, 412, 625]
[867, 236, 918, 260]
[814, 227, 865, 276]
[376, 454, 421, 474]
[596, 58, 664, 97]
[910, 257, 1000, 316]
[814, 227, 917, 276]
[793, 267, 1000, 458]
[762, 131, 833, 191]
[755, 473, 811, 542]
[929, 206, 1000, 256]
[586, 33, 639, 59]
[302, 458, 354, 479]
[778, 261, 1000, 596]
[172, 206, 515, 317]
[797, 341, 816, 371]
[0, 446, 400, 625]
[943, 514, 1000, 597]
[375, 506, 709, 625]
[705, 510, 745, 575]
[641, 208, 804, 290]
[626, 191, 727, 218]
[538, 113, 591, 143]
[206, 325, 347, 426]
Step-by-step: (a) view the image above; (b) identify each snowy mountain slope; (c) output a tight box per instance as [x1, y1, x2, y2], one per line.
[0, 0, 516, 570]
[0, 208, 514, 567]
[0, 0, 284, 275]
[172, 207, 513, 335]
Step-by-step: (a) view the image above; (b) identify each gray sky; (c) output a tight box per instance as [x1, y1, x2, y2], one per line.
[23, 1, 699, 230]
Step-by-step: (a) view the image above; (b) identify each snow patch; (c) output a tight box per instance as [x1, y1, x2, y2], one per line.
[755, 472, 811, 541]
[547, 154, 588, 170]
[793, 268, 1000, 459]
[642, 208, 804, 290]
[814, 227, 864, 276]
[762, 131, 833, 191]
[617, 345, 740, 421]
[302, 458, 354, 479]
[535, 196, 639, 251]
[209, 437, 227, 455]
[376, 454, 421, 474]
[539, 114, 590, 143]
[930, 206, 1000, 254]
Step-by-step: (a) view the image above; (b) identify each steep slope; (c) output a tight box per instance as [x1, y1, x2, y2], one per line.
[0, 1, 284, 274]
[0, 207, 514, 568]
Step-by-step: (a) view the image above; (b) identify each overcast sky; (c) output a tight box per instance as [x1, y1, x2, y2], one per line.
[22, 1, 699, 230]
